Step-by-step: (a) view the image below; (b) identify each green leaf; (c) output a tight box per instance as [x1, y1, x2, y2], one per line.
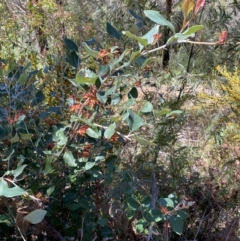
[97, 92, 107, 104]
[13, 165, 27, 179]
[18, 72, 28, 85]
[166, 36, 177, 45]
[147, 208, 163, 222]
[67, 51, 81, 68]
[78, 199, 89, 209]
[126, 197, 140, 210]
[46, 186, 55, 196]
[110, 93, 121, 105]
[75, 69, 98, 85]
[0, 178, 26, 197]
[55, 128, 68, 145]
[136, 219, 147, 233]
[182, 25, 204, 36]
[0, 214, 14, 227]
[64, 38, 78, 52]
[169, 215, 184, 235]
[3, 149, 15, 161]
[68, 203, 81, 211]
[166, 110, 183, 118]
[131, 51, 141, 62]
[86, 128, 101, 138]
[128, 87, 138, 99]
[132, 135, 155, 146]
[98, 64, 110, 76]
[97, 217, 108, 227]
[104, 123, 116, 139]
[139, 25, 160, 50]
[174, 26, 204, 42]
[177, 210, 188, 220]
[141, 57, 155, 69]
[63, 151, 77, 167]
[44, 157, 54, 175]
[23, 209, 47, 224]
[19, 133, 32, 140]
[82, 42, 99, 58]
[105, 84, 118, 95]
[144, 10, 175, 33]
[158, 198, 174, 208]
[128, 110, 145, 132]
[141, 101, 153, 113]
[122, 31, 148, 46]
[109, 50, 128, 71]
[154, 108, 171, 117]
[85, 161, 95, 170]
[106, 22, 122, 40]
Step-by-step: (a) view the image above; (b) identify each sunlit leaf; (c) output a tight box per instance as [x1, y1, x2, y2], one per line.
[104, 123, 116, 139]
[13, 165, 27, 179]
[85, 161, 95, 170]
[18, 72, 28, 85]
[139, 25, 160, 50]
[86, 128, 101, 138]
[82, 42, 99, 58]
[23, 210, 47, 224]
[63, 151, 77, 167]
[46, 186, 55, 196]
[122, 31, 148, 47]
[182, 0, 195, 19]
[182, 25, 204, 35]
[158, 198, 174, 208]
[141, 101, 153, 113]
[141, 57, 155, 69]
[75, 69, 98, 85]
[147, 208, 163, 222]
[128, 110, 145, 132]
[0, 178, 26, 197]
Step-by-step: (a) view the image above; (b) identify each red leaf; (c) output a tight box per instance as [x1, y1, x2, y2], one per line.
[194, 0, 206, 14]
[218, 31, 228, 45]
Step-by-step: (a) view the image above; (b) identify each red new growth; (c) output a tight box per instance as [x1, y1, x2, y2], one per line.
[218, 31, 228, 45]
[194, 0, 206, 14]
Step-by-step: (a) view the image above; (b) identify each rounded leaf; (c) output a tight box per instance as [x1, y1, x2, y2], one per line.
[23, 210, 47, 224]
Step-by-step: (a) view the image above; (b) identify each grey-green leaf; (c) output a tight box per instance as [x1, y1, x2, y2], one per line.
[63, 151, 77, 167]
[0, 179, 26, 197]
[141, 101, 153, 113]
[128, 110, 145, 132]
[144, 10, 175, 33]
[139, 25, 160, 50]
[23, 209, 47, 224]
[104, 123, 116, 139]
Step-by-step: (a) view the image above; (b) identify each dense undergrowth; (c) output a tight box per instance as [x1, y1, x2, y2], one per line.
[0, 0, 240, 240]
